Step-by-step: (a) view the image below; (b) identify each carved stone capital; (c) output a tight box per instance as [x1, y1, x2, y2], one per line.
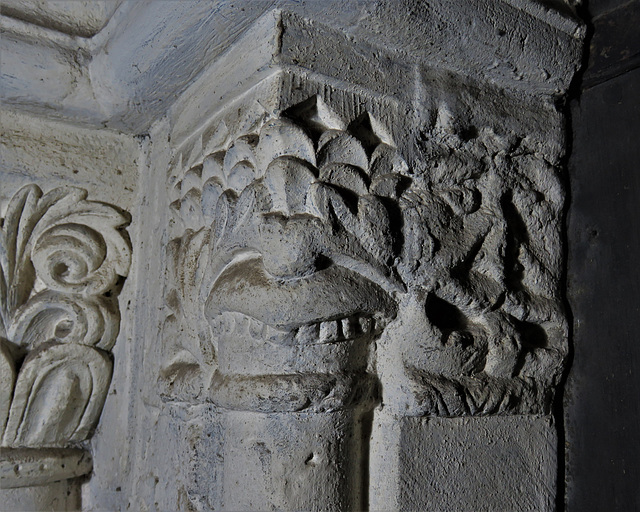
[160, 77, 571, 507]
[1, 0, 586, 509]
[0, 184, 131, 485]
[163, 90, 568, 418]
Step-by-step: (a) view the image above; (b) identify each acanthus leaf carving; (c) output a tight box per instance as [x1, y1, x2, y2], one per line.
[0, 184, 131, 448]
[9, 290, 120, 351]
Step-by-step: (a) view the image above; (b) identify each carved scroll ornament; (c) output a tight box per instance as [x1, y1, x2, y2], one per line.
[164, 95, 567, 417]
[0, 185, 131, 448]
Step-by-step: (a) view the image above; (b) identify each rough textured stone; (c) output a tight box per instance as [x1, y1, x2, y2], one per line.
[156, 75, 570, 510]
[0, 0, 121, 37]
[0, 1, 586, 510]
[1, 1, 584, 131]
[0, 478, 81, 511]
[371, 415, 558, 512]
[0, 448, 92, 488]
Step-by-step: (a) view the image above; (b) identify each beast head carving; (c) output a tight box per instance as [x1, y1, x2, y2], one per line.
[164, 96, 567, 417]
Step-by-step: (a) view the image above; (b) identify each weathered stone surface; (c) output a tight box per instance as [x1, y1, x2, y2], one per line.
[0, 447, 92, 488]
[1, 1, 584, 132]
[221, 411, 366, 511]
[0, 478, 81, 511]
[0, 0, 585, 510]
[371, 414, 557, 512]
[0, 110, 139, 208]
[0, 0, 121, 37]
[164, 90, 568, 419]
[155, 68, 571, 508]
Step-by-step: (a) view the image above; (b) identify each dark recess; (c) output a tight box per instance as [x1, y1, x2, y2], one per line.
[564, 1, 640, 510]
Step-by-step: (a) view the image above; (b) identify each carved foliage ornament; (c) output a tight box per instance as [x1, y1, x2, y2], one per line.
[164, 95, 566, 417]
[163, 96, 407, 409]
[0, 185, 131, 447]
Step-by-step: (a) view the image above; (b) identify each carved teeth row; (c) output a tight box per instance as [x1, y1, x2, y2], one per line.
[299, 316, 374, 344]
[211, 313, 374, 345]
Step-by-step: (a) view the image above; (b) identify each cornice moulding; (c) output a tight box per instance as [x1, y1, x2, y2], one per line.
[1, 0, 584, 135]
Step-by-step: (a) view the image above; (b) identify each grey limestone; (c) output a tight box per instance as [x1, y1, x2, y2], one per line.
[0, 1, 585, 510]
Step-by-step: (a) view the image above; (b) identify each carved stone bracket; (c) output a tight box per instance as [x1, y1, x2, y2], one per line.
[0, 185, 131, 484]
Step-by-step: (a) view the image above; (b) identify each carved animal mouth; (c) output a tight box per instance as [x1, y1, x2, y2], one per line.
[208, 310, 376, 346]
[205, 255, 397, 336]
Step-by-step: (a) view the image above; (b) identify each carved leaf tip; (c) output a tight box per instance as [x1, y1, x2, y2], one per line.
[0, 184, 132, 447]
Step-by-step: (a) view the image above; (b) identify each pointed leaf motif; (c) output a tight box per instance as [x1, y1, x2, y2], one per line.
[2, 185, 49, 317]
[181, 166, 203, 195]
[226, 162, 256, 195]
[303, 181, 329, 220]
[356, 195, 394, 265]
[370, 144, 409, 178]
[264, 157, 317, 216]
[165, 97, 413, 403]
[212, 189, 233, 249]
[201, 178, 225, 223]
[164, 97, 567, 420]
[319, 164, 369, 196]
[319, 186, 393, 268]
[0, 184, 131, 448]
[202, 152, 226, 184]
[256, 118, 316, 173]
[223, 138, 257, 174]
[2, 343, 112, 447]
[163, 231, 213, 364]
[317, 133, 369, 171]
[180, 188, 205, 231]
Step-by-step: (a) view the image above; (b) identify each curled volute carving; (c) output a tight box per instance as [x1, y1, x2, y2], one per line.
[164, 96, 566, 417]
[0, 185, 131, 447]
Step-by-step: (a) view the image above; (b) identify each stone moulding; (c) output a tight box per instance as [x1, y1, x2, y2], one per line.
[0, 447, 93, 489]
[0, 185, 131, 468]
